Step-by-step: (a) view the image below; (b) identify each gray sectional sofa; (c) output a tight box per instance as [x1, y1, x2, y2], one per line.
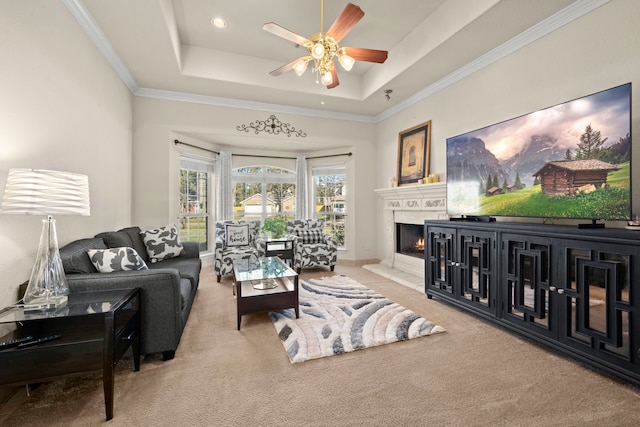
[59, 226, 201, 361]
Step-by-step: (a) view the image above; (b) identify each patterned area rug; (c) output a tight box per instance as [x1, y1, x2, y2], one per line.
[269, 275, 445, 363]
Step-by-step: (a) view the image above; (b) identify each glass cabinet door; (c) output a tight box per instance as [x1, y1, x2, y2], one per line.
[560, 243, 638, 371]
[458, 230, 496, 314]
[501, 234, 554, 339]
[426, 227, 455, 295]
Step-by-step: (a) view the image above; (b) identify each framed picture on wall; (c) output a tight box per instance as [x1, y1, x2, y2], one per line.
[397, 121, 431, 185]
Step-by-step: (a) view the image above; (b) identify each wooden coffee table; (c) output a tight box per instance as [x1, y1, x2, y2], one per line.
[232, 256, 299, 330]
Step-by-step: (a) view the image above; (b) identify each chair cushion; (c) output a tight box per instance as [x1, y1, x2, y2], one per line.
[150, 256, 201, 290]
[61, 238, 107, 274]
[295, 229, 324, 244]
[223, 246, 258, 257]
[225, 223, 250, 247]
[87, 247, 148, 273]
[140, 224, 184, 263]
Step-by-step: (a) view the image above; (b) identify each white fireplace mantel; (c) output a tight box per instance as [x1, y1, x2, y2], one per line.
[374, 181, 446, 199]
[370, 182, 448, 281]
[374, 182, 446, 211]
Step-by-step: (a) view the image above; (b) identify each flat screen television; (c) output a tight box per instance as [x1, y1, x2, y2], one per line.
[446, 82, 631, 222]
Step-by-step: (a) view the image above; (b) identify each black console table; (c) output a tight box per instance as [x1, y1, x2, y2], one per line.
[0, 288, 140, 421]
[425, 220, 640, 385]
[264, 238, 295, 266]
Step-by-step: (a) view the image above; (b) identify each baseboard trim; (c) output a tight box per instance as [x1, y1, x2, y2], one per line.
[337, 259, 381, 267]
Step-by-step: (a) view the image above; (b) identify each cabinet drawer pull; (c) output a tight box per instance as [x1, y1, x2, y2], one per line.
[549, 286, 557, 292]
[557, 289, 565, 295]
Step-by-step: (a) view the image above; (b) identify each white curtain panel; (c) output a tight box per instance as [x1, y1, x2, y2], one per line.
[296, 155, 308, 219]
[216, 151, 233, 220]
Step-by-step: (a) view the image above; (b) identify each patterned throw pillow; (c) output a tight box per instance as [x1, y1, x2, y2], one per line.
[87, 247, 148, 273]
[140, 224, 184, 263]
[296, 229, 324, 244]
[225, 224, 250, 247]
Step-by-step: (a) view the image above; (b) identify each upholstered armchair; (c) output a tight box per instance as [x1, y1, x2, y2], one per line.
[214, 220, 263, 282]
[286, 219, 337, 273]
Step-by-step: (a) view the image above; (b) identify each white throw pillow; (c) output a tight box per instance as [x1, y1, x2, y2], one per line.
[87, 247, 148, 273]
[225, 224, 250, 247]
[140, 224, 184, 263]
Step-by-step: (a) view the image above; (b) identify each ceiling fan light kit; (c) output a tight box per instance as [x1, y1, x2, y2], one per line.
[263, 1, 388, 89]
[338, 48, 355, 71]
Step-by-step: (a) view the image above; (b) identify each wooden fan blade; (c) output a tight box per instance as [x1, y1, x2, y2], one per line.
[263, 22, 310, 46]
[325, 3, 364, 43]
[327, 68, 339, 89]
[341, 47, 388, 63]
[269, 56, 307, 76]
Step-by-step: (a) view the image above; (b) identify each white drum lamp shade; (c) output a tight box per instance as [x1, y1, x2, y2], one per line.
[1, 169, 90, 308]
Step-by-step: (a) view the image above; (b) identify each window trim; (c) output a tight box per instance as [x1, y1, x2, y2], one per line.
[312, 164, 346, 250]
[179, 155, 213, 252]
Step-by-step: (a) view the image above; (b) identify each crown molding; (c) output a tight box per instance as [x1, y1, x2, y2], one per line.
[134, 88, 377, 123]
[63, 0, 138, 93]
[375, 0, 610, 123]
[65, 0, 609, 124]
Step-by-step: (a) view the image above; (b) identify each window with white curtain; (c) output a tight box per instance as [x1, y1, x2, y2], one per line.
[179, 156, 213, 251]
[312, 165, 346, 248]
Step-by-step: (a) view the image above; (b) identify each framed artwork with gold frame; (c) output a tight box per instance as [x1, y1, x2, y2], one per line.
[397, 121, 431, 185]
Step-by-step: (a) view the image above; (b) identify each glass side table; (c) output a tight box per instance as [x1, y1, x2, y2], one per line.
[0, 288, 141, 421]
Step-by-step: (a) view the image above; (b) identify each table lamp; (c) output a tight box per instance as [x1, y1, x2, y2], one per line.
[1, 169, 90, 308]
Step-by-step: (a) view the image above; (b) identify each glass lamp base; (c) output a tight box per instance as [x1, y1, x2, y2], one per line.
[23, 216, 70, 308]
[22, 295, 68, 312]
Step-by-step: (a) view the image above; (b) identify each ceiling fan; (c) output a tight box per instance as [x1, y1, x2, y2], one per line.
[263, 1, 388, 89]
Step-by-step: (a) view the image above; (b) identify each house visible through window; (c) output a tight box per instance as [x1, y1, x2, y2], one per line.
[313, 165, 346, 248]
[232, 166, 296, 222]
[179, 156, 212, 251]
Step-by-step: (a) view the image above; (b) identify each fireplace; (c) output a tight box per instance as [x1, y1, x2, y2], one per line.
[396, 223, 425, 259]
[366, 182, 447, 281]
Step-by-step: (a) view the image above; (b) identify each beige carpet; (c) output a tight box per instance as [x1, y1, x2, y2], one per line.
[1, 266, 640, 426]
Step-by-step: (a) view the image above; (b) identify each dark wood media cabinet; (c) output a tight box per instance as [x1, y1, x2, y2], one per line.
[424, 220, 640, 385]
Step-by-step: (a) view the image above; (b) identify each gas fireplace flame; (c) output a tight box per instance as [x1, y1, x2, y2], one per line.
[415, 237, 425, 251]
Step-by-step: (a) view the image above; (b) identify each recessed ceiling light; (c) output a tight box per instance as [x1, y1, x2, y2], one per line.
[211, 17, 228, 29]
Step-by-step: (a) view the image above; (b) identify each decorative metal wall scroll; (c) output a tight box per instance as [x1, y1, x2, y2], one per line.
[236, 115, 307, 138]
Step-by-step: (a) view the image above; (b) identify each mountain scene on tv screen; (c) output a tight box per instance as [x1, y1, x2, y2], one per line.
[447, 84, 631, 219]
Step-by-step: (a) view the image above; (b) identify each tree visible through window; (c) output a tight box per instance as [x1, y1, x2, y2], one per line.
[179, 158, 211, 251]
[313, 166, 346, 248]
[233, 166, 296, 223]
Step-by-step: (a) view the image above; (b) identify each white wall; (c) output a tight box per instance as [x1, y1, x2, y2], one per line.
[3, 0, 637, 314]
[0, 1, 133, 312]
[374, 0, 640, 259]
[131, 96, 378, 262]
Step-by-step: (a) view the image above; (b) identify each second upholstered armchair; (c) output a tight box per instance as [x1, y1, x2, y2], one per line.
[286, 219, 337, 273]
